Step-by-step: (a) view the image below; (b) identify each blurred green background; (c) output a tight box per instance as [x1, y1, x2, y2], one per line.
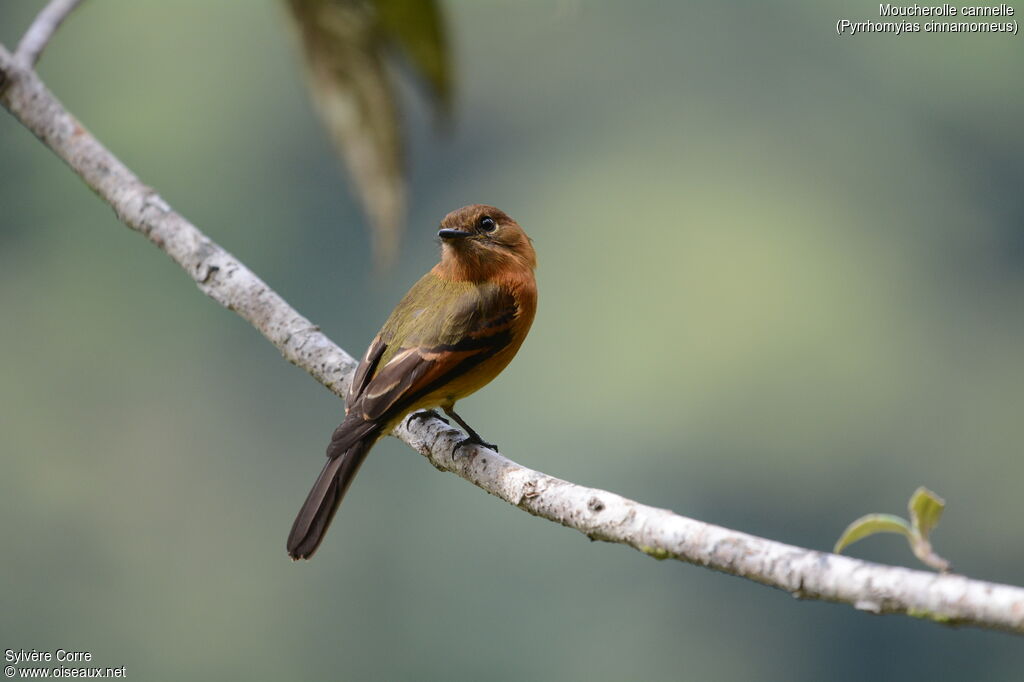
[2, 1, 1023, 680]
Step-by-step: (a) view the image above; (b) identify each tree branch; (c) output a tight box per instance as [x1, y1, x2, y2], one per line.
[15, 0, 86, 67]
[2, 43, 1022, 635]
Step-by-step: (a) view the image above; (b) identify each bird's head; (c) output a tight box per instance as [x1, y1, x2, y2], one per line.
[436, 204, 536, 280]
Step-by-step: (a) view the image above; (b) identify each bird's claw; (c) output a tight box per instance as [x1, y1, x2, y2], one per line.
[406, 409, 450, 427]
[451, 435, 498, 459]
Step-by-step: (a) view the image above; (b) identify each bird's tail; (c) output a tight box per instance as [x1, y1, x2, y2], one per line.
[287, 428, 377, 560]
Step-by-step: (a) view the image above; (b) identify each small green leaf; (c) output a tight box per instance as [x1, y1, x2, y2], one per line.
[908, 486, 945, 538]
[834, 488, 952, 573]
[834, 513, 912, 554]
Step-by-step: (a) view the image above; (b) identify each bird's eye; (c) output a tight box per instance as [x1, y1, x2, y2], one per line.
[480, 216, 496, 232]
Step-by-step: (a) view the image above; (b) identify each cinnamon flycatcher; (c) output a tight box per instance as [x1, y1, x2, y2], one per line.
[287, 204, 538, 559]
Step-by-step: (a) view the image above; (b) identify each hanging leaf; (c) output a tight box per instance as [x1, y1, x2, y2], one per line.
[285, 0, 452, 268]
[376, 0, 452, 113]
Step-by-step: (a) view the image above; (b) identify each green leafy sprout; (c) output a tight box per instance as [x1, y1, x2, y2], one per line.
[834, 487, 951, 572]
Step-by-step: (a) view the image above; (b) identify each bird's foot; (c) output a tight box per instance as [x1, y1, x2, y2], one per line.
[406, 409, 450, 427]
[451, 434, 498, 459]
[442, 407, 497, 458]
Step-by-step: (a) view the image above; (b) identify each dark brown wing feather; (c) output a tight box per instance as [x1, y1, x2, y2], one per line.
[348, 334, 387, 404]
[347, 287, 518, 425]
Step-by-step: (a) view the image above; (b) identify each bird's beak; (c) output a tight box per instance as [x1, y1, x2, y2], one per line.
[438, 228, 471, 240]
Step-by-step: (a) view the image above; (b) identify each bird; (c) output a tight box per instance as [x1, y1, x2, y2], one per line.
[287, 204, 538, 560]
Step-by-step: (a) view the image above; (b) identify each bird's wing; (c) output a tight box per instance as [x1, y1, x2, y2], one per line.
[346, 277, 518, 427]
[347, 334, 387, 405]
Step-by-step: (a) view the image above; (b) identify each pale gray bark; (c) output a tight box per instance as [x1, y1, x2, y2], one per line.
[2, 40, 1022, 635]
[15, 0, 86, 66]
